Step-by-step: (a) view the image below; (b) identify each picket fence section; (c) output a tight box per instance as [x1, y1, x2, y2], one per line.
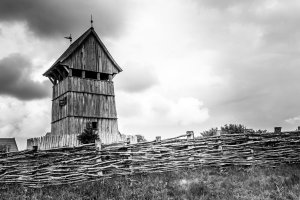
[27, 132, 137, 150]
[2, 129, 300, 188]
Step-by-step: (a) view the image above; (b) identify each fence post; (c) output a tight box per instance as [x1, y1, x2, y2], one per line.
[95, 139, 103, 176]
[186, 131, 195, 168]
[216, 129, 222, 150]
[32, 145, 38, 153]
[156, 136, 161, 143]
[298, 126, 300, 131]
[274, 127, 282, 134]
[126, 137, 131, 145]
[186, 131, 194, 140]
[126, 138, 134, 186]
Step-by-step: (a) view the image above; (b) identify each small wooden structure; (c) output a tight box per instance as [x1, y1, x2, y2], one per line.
[43, 27, 122, 136]
[0, 138, 18, 152]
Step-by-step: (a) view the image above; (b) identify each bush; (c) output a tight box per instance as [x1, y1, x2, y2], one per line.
[201, 127, 218, 137]
[77, 127, 99, 144]
[221, 124, 246, 134]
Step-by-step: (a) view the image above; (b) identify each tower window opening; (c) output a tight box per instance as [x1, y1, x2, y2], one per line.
[85, 70, 98, 80]
[92, 122, 98, 129]
[100, 73, 109, 81]
[72, 69, 82, 77]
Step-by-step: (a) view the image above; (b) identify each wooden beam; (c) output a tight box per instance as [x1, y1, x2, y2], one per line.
[50, 72, 59, 84]
[48, 77, 55, 85]
[55, 68, 64, 80]
[68, 69, 72, 77]
[108, 75, 113, 81]
[62, 65, 69, 74]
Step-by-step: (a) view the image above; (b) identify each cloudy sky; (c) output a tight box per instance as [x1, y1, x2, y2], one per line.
[0, 0, 300, 149]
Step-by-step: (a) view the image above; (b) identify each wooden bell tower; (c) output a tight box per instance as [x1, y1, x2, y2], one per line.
[43, 27, 122, 137]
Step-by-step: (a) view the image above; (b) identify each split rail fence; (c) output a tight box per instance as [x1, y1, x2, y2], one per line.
[1, 128, 300, 188]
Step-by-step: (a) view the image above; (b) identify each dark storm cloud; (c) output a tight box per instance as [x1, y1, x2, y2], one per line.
[0, 0, 132, 38]
[205, 52, 300, 130]
[0, 54, 51, 100]
[186, 0, 300, 130]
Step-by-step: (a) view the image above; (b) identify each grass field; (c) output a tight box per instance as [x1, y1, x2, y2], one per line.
[1, 164, 300, 200]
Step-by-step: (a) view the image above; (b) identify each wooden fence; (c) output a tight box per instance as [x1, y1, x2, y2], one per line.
[3, 129, 300, 188]
[27, 132, 137, 150]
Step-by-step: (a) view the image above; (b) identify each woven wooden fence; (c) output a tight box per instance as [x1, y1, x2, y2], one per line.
[2, 130, 300, 188]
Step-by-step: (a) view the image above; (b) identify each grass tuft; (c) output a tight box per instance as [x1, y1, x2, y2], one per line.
[1, 164, 300, 200]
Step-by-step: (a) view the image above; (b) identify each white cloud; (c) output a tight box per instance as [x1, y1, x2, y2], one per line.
[0, 97, 51, 150]
[169, 97, 209, 126]
[117, 91, 209, 139]
[285, 116, 300, 125]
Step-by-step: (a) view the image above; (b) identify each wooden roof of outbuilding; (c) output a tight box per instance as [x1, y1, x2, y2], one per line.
[0, 138, 18, 152]
[44, 27, 122, 76]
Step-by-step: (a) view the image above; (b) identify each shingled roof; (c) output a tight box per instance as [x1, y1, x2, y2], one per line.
[44, 27, 122, 76]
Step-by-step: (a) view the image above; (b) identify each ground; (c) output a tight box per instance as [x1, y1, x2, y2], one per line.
[1, 164, 300, 200]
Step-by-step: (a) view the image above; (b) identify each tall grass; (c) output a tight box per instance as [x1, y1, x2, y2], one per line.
[1, 164, 300, 200]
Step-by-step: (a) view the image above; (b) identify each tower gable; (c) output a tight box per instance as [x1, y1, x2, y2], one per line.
[62, 34, 119, 74]
[43, 28, 122, 82]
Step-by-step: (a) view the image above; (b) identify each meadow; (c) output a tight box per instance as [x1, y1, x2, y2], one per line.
[0, 164, 299, 200]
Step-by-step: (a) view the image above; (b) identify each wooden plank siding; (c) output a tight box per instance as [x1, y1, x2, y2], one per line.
[51, 76, 118, 136]
[53, 77, 114, 100]
[62, 35, 119, 74]
[51, 93, 117, 122]
[51, 118, 118, 136]
[0, 138, 18, 152]
[27, 130, 137, 150]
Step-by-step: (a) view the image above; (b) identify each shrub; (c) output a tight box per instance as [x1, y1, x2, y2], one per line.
[77, 127, 99, 144]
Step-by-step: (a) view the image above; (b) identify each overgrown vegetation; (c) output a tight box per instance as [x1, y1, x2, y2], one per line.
[77, 127, 99, 144]
[1, 164, 300, 200]
[201, 124, 267, 137]
[135, 134, 147, 142]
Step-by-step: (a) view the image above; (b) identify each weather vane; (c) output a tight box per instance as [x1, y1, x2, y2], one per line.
[64, 34, 72, 44]
[91, 15, 94, 28]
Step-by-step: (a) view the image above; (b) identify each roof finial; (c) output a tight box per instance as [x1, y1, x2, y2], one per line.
[90, 15, 94, 29]
[64, 34, 72, 44]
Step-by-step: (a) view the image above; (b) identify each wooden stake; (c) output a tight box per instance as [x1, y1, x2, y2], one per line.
[156, 136, 161, 142]
[274, 127, 282, 133]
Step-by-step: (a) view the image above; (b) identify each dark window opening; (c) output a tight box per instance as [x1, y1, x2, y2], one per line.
[100, 73, 109, 81]
[85, 71, 98, 80]
[72, 69, 82, 78]
[92, 122, 98, 129]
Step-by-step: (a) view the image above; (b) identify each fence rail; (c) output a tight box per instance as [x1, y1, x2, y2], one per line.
[2, 129, 300, 188]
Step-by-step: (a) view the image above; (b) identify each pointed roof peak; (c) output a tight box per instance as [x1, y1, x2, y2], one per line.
[90, 15, 94, 28]
[44, 27, 122, 76]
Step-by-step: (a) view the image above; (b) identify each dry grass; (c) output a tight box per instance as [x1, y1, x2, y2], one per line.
[1, 164, 300, 200]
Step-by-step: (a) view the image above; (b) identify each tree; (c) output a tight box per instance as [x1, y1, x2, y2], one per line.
[201, 124, 267, 137]
[77, 127, 99, 144]
[221, 124, 246, 134]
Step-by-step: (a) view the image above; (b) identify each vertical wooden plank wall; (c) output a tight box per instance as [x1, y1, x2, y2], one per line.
[51, 77, 117, 135]
[62, 35, 119, 74]
[27, 132, 137, 150]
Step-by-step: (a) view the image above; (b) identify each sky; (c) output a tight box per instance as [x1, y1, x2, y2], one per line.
[0, 0, 300, 150]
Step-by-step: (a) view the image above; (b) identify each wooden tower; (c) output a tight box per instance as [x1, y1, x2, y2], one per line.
[43, 27, 122, 136]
